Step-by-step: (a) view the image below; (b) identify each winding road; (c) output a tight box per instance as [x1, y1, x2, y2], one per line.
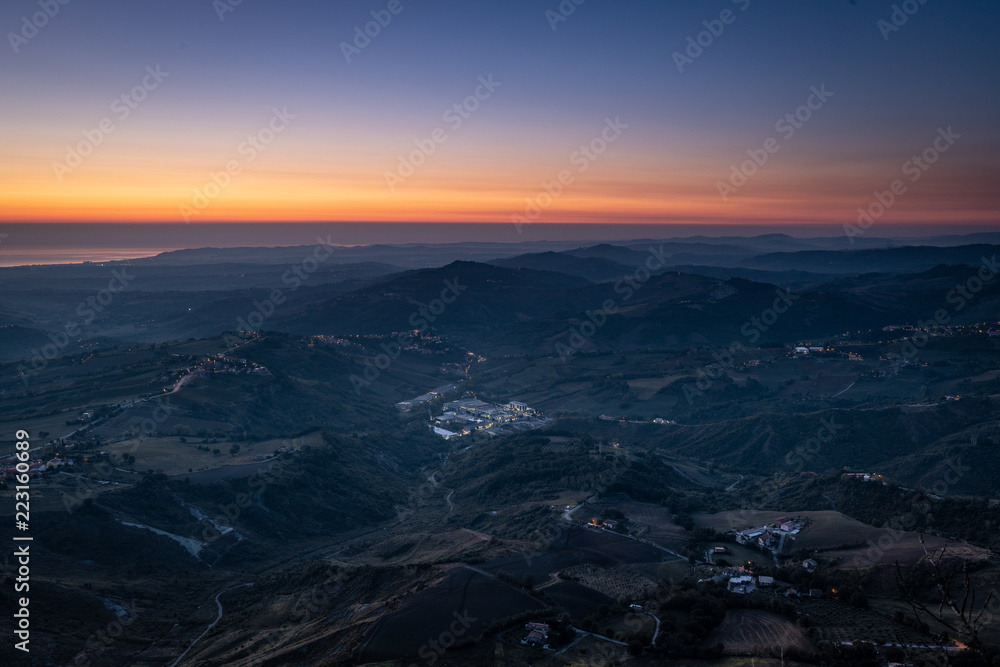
[562, 496, 594, 521]
[169, 582, 253, 667]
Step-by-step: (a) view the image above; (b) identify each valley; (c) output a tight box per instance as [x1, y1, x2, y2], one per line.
[1, 237, 1000, 666]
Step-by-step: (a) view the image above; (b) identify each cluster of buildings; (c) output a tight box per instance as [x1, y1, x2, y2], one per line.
[843, 472, 886, 484]
[589, 517, 621, 531]
[429, 397, 551, 439]
[732, 516, 806, 554]
[200, 355, 270, 376]
[1, 456, 66, 481]
[727, 573, 774, 595]
[706, 566, 775, 595]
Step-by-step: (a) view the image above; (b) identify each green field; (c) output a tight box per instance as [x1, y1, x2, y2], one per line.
[102, 430, 325, 475]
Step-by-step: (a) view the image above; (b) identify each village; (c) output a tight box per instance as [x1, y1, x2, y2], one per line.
[731, 515, 808, 555]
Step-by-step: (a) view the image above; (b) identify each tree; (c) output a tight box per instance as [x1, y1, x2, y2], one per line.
[230, 444, 241, 457]
[895, 537, 996, 666]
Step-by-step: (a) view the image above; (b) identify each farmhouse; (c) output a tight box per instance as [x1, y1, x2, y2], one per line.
[521, 622, 550, 647]
[733, 516, 805, 554]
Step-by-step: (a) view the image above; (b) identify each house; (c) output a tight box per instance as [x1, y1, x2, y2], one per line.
[522, 622, 550, 646]
[758, 576, 774, 587]
[629, 603, 643, 611]
[809, 589, 824, 598]
[602, 519, 618, 530]
[802, 558, 818, 572]
[713, 546, 728, 554]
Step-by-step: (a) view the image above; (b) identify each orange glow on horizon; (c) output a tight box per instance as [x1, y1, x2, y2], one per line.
[3, 143, 998, 225]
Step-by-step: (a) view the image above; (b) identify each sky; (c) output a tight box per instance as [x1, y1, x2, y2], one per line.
[1, 0, 999, 233]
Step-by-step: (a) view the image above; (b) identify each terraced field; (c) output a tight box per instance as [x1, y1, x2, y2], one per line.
[705, 609, 812, 656]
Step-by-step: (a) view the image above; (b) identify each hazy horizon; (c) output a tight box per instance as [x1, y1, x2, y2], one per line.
[3, 221, 1000, 267]
[0, 222, 993, 267]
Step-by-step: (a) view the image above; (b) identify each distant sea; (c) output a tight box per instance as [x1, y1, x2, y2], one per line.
[0, 222, 985, 267]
